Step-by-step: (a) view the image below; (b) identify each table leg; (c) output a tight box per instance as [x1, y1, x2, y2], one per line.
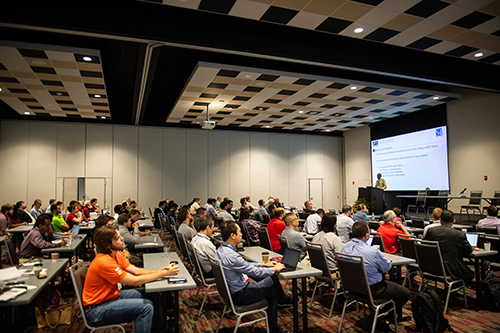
[292, 278, 298, 333]
[174, 290, 179, 333]
[475, 257, 481, 304]
[397, 266, 402, 285]
[161, 292, 168, 332]
[302, 277, 308, 333]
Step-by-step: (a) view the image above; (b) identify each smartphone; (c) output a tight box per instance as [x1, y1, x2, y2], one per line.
[168, 277, 187, 284]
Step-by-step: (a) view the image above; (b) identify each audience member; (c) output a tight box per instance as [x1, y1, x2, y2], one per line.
[0, 204, 13, 236]
[342, 222, 410, 326]
[267, 208, 286, 253]
[45, 199, 56, 213]
[240, 208, 260, 246]
[29, 199, 43, 220]
[191, 217, 216, 278]
[303, 200, 316, 214]
[15, 201, 33, 224]
[130, 209, 151, 236]
[378, 210, 410, 254]
[123, 198, 132, 211]
[94, 215, 115, 229]
[177, 208, 196, 242]
[190, 198, 201, 215]
[66, 204, 82, 230]
[257, 199, 269, 221]
[154, 200, 167, 229]
[204, 198, 217, 219]
[20, 213, 66, 258]
[215, 196, 222, 209]
[422, 208, 443, 237]
[304, 208, 325, 235]
[217, 201, 235, 222]
[117, 213, 143, 267]
[114, 204, 126, 221]
[478, 205, 500, 234]
[336, 205, 355, 243]
[312, 212, 343, 272]
[424, 210, 474, 285]
[393, 207, 403, 223]
[90, 198, 100, 213]
[281, 213, 306, 259]
[82, 200, 91, 219]
[268, 203, 277, 219]
[274, 197, 284, 208]
[240, 197, 248, 210]
[216, 221, 292, 333]
[166, 201, 178, 226]
[246, 196, 257, 211]
[51, 203, 69, 232]
[9, 202, 29, 228]
[193, 207, 207, 225]
[352, 204, 369, 222]
[83, 225, 180, 333]
[130, 200, 138, 209]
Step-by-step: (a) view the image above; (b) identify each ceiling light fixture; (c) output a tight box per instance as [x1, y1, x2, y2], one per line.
[94, 94, 101, 98]
[265, 126, 270, 128]
[101, 116, 106, 119]
[245, 75, 252, 78]
[351, 86, 357, 90]
[474, 52, 483, 58]
[0, 88, 2, 92]
[298, 110, 304, 113]
[56, 92, 63, 96]
[334, 113, 340, 117]
[83, 56, 92, 62]
[433, 96, 439, 100]
[354, 28, 364, 33]
[24, 111, 30, 115]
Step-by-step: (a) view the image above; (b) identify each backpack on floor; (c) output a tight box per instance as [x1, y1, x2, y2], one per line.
[480, 270, 500, 312]
[412, 284, 454, 333]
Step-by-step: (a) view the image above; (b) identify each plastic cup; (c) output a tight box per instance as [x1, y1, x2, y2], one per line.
[462, 229, 467, 233]
[262, 252, 269, 262]
[34, 263, 42, 277]
[484, 242, 491, 251]
[163, 246, 169, 258]
[153, 234, 159, 243]
[51, 252, 59, 261]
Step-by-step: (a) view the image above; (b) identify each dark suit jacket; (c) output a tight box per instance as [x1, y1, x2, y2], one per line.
[424, 224, 473, 282]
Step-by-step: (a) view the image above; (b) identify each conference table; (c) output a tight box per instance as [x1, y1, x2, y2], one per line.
[134, 235, 164, 251]
[396, 195, 500, 212]
[467, 248, 498, 304]
[41, 234, 87, 263]
[144, 252, 196, 333]
[383, 253, 416, 285]
[241, 246, 322, 333]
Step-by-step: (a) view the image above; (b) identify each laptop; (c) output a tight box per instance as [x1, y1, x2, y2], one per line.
[366, 234, 374, 246]
[71, 224, 81, 235]
[280, 248, 301, 272]
[466, 233, 478, 247]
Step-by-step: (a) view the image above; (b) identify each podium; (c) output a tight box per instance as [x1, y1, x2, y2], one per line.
[358, 187, 384, 214]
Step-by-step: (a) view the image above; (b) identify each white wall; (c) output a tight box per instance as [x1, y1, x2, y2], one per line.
[0, 120, 343, 212]
[344, 126, 371, 206]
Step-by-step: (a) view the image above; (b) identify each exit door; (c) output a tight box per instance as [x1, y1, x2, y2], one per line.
[308, 178, 324, 209]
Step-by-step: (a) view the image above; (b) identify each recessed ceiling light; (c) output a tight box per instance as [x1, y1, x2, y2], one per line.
[265, 126, 270, 128]
[433, 96, 439, 100]
[245, 75, 252, 78]
[326, 129, 331, 132]
[32, 60, 46, 66]
[354, 28, 364, 33]
[101, 116, 106, 119]
[334, 113, 341, 117]
[0, 88, 2, 92]
[56, 92, 63, 96]
[351, 86, 357, 90]
[219, 100, 225, 103]
[259, 108, 263, 111]
[83, 56, 92, 62]
[212, 103, 220, 107]
[298, 110, 304, 113]
[24, 111, 30, 115]
[474, 52, 483, 58]
[94, 94, 101, 98]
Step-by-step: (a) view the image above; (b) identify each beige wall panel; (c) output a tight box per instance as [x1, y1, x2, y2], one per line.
[229, 132, 250, 201]
[288, 135, 307, 208]
[250, 133, 270, 203]
[138, 127, 163, 214]
[113, 126, 138, 208]
[306, 135, 325, 178]
[85, 125, 113, 178]
[344, 126, 371, 206]
[323, 136, 342, 212]
[56, 124, 85, 178]
[186, 130, 208, 202]
[208, 131, 230, 199]
[269, 134, 289, 205]
[163, 128, 187, 205]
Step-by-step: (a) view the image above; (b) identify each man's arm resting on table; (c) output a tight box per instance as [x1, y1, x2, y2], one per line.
[121, 263, 180, 287]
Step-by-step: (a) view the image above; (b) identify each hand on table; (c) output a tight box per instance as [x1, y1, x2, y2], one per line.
[161, 263, 180, 276]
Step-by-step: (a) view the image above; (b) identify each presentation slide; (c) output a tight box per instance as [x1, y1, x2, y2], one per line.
[371, 126, 450, 191]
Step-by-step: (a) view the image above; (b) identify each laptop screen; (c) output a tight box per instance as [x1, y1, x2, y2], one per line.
[72, 224, 80, 235]
[366, 234, 374, 246]
[466, 233, 478, 247]
[282, 248, 301, 269]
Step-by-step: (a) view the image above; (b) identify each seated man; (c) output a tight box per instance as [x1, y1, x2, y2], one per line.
[89, 197, 100, 213]
[303, 200, 316, 214]
[304, 208, 324, 235]
[352, 204, 369, 222]
[20, 213, 67, 258]
[312, 212, 343, 273]
[217, 200, 235, 222]
[130, 209, 151, 236]
[177, 208, 196, 242]
[478, 205, 500, 234]
[29, 199, 43, 220]
[117, 213, 140, 249]
[192, 207, 207, 225]
[256, 199, 269, 221]
[51, 203, 69, 232]
[204, 198, 217, 220]
[342, 222, 410, 326]
[240, 208, 260, 246]
[166, 201, 178, 226]
[191, 217, 216, 278]
[16, 201, 35, 224]
[0, 204, 14, 236]
[154, 200, 167, 229]
[83, 225, 180, 333]
[424, 210, 474, 285]
[336, 205, 355, 243]
[281, 213, 306, 259]
[267, 208, 286, 253]
[94, 214, 115, 229]
[423, 207, 443, 238]
[189, 198, 201, 215]
[45, 199, 56, 214]
[377, 210, 410, 254]
[216, 221, 291, 333]
[274, 197, 284, 208]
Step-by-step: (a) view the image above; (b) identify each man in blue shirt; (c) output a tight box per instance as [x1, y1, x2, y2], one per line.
[216, 221, 292, 333]
[342, 222, 410, 326]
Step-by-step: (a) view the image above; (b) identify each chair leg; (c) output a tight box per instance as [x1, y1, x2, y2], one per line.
[197, 285, 211, 318]
[310, 280, 319, 307]
[443, 285, 452, 314]
[338, 299, 348, 333]
[215, 305, 227, 333]
[233, 314, 243, 333]
[463, 285, 467, 310]
[329, 283, 339, 318]
[371, 306, 380, 333]
[393, 306, 398, 333]
[192, 286, 201, 306]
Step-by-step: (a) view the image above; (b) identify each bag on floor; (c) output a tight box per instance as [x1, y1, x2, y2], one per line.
[480, 270, 500, 312]
[412, 285, 454, 333]
[35, 303, 72, 328]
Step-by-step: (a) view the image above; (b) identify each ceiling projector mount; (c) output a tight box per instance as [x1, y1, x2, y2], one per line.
[201, 103, 216, 130]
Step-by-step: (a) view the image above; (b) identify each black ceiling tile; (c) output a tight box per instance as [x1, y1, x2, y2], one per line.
[184, 115, 197, 119]
[366, 99, 383, 104]
[317, 118, 329, 122]
[387, 90, 408, 96]
[260, 120, 272, 123]
[217, 69, 239, 77]
[0, 63, 7, 70]
[395, 111, 409, 115]
[217, 111, 232, 115]
[273, 126, 284, 130]
[414, 93, 433, 99]
[179, 120, 192, 124]
[8, 88, 29, 94]
[268, 115, 282, 119]
[208, 82, 228, 89]
[377, 117, 389, 120]
[251, 125, 262, 128]
[80, 70, 103, 78]
[194, 101, 208, 106]
[211, 117, 223, 121]
[283, 121, 294, 125]
[257, 74, 279, 82]
[74, 54, 100, 64]
[493, 29, 500, 37]
[309, 93, 328, 98]
[18, 98, 38, 102]
[327, 82, 349, 89]
[280, 109, 295, 113]
[18, 49, 48, 59]
[260, 5, 298, 25]
[244, 86, 264, 92]
[66, 114, 81, 118]
[338, 96, 356, 101]
[415, 104, 431, 109]
[264, 98, 281, 104]
[346, 106, 363, 111]
[42, 80, 64, 87]
[351, 0, 383, 5]
[233, 96, 251, 101]
[200, 93, 218, 98]
[277, 89, 297, 96]
[479, 53, 500, 63]
[390, 102, 407, 106]
[293, 101, 310, 106]
[370, 109, 387, 113]
[0, 77, 20, 83]
[28, 105, 45, 110]
[294, 116, 307, 120]
[406, 37, 442, 50]
[307, 111, 319, 115]
[451, 11, 495, 29]
[84, 83, 105, 89]
[188, 109, 203, 113]
[31, 66, 57, 74]
[338, 120, 350, 123]
[405, 0, 450, 18]
[91, 102, 108, 107]
[316, 17, 352, 34]
[359, 87, 379, 93]
[199, 0, 236, 14]
[236, 118, 247, 122]
[253, 106, 269, 111]
[57, 100, 74, 104]
[364, 27, 400, 42]
[444, 45, 478, 57]
[305, 123, 316, 126]
[359, 122, 370, 125]
[353, 115, 366, 118]
[62, 107, 78, 111]
[293, 78, 315, 85]
[35, 112, 49, 116]
[321, 104, 338, 108]
[244, 113, 258, 117]
[224, 104, 240, 109]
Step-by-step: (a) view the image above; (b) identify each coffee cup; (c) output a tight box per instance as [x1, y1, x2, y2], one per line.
[34, 263, 43, 277]
[462, 229, 467, 233]
[262, 252, 269, 262]
[51, 252, 59, 261]
[484, 242, 491, 251]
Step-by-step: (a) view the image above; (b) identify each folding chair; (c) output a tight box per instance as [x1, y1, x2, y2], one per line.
[191, 247, 218, 317]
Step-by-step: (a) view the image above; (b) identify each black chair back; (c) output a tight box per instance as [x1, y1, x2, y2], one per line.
[491, 190, 500, 206]
[335, 252, 373, 304]
[178, 232, 193, 267]
[369, 221, 380, 231]
[278, 235, 288, 252]
[4, 237, 18, 266]
[261, 214, 271, 225]
[469, 190, 483, 205]
[412, 216, 425, 228]
[414, 240, 447, 279]
[477, 226, 498, 235]
[257, 228, 272, 251]
[398, 235, 417, 259]
[209, 257, 234, 311]
[416, 190, 426, 204]
[370, 232, 386, 252]
[307, 241, 332, 277]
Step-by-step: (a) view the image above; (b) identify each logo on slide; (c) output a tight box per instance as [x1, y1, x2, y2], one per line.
[435, 128, 443, 136]
[372, 141, 378, 146]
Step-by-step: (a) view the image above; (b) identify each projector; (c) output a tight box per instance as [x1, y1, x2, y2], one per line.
[201, 120, 216, 130]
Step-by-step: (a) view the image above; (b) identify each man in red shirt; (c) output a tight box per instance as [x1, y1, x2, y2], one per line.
[267, 208, 286, 253]
[83, 225, 180, 333]
[378, 210, 410, 254]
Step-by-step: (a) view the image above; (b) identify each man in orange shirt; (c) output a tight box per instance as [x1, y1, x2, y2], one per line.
[377, 210, 410, 254]
[83, 225, 180, 333]
[267, 208, 286, 253]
